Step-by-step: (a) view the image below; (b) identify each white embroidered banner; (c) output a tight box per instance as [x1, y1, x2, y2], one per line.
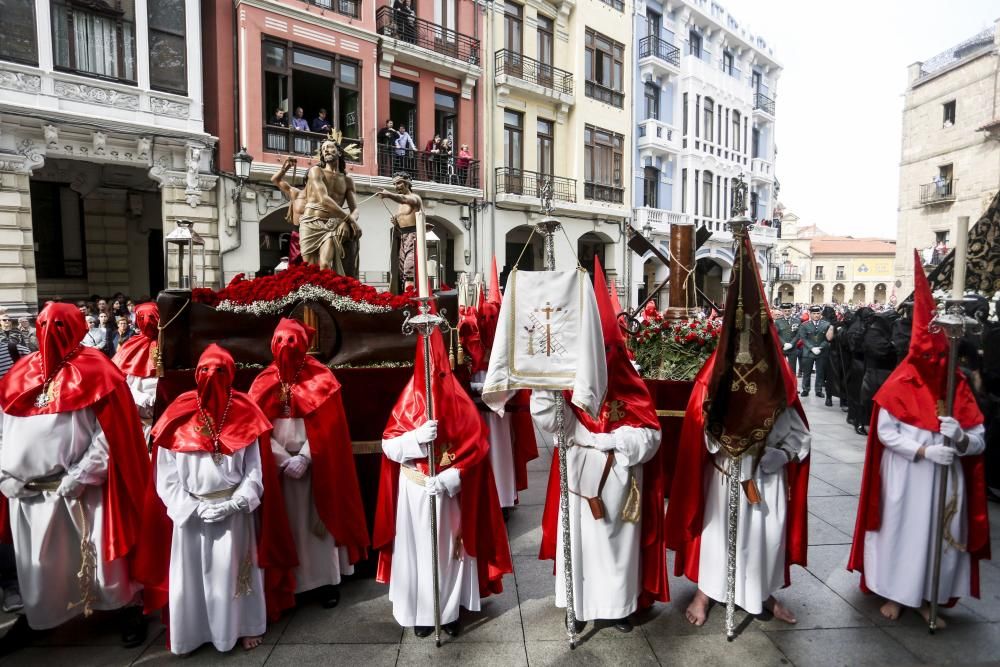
[482, 268, 606, 418]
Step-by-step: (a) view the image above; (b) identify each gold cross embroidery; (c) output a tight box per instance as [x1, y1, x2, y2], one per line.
[534, 302, 563, 357]
[437, 442, 457, 467]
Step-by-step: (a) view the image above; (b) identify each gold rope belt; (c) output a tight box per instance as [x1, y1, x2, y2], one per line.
[189, 485, 239, 501]
[400, 465, 428, 486]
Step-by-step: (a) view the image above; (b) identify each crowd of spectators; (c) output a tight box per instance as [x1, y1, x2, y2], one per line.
[376, 119, 474, 185]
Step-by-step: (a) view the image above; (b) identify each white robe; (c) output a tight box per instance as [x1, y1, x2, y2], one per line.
[697, 409, 811, 614]
[530, 392, 661, 621]
[474, 371, 517, 508]
[270, 417, 353, 593]
[0, 408, 140, 630]
[382, 431, 479, 627]
[862, 410, 985, 608]
[155, 441, 266, 655]
[125, 374, 158, 441]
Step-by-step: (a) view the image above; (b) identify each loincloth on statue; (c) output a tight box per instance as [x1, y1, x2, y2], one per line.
[300, 206, 347, 274]
[398, 226, 416, 282]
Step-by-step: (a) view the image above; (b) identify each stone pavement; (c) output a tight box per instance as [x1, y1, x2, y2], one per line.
[2, 394, 999, 666]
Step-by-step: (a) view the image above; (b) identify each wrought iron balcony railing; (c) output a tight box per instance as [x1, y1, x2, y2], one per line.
[494, 49, 574, 96]
[919, 179, 957, 205]
[303, 0, 360, 20]
[375, 144, 480, 188]
[263, 126, 363, 163]
[376, 6, 480, 66]
[495, 168, 576, 203]
[584, 182, 624, 204]
[778, 271, 801, 283]
[753, 92, 775, 115]
[637, 35, 680, 67]
[585, 80, 624, 108]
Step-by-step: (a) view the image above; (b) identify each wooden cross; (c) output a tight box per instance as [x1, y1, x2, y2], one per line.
[535, 302, 563, 357]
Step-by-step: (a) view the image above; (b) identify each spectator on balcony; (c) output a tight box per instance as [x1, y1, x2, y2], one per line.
[269, 107, 288, 128]
[394, 125, 417, 173]
[291, 107, 309, 132]
[457, 144, 472, 185]
[423, 134, 442, 181]
[439, 138, 455, 183]
[312, 109, 332, 134]
[933, 173, 946, 196]
[378, 120, 400, 176]
[393, 0, 417, 44]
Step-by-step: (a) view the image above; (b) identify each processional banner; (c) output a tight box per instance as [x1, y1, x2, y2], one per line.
[481, 268, 606, 418]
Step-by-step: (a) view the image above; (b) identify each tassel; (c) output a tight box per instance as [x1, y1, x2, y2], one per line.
[457, 341, 465, 366]
[155, 332, 165, 378]
[448, 329, 456, 370]
[735, 301, 745, 330]
[620, 473, 641, 524]
[760, 302, 768, 334]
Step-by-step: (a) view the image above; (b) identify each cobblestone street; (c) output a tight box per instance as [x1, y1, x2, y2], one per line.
[1, 394, 998, 666]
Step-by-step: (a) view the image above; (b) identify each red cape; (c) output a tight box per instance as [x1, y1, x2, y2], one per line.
[372, 330, 512, 598]
[664, 351, 810, 587]
[250, 356, 370, 565]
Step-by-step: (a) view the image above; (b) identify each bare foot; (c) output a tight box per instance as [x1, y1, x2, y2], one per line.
[879, 599, 902, 621]
[241, 636, 263, 650]
[685, 589, 710, 626]
[918, 603, 948, 629]
[765, 596, 797, 624]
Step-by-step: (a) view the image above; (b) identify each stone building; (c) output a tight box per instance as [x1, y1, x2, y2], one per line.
[895, 18, 1000, 295]
[0, 0, 217, 315]
[629, 0, 780, 310]
[775, 211, 896, 306]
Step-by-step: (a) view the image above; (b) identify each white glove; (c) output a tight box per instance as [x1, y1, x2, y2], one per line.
[281, 455, 310, 480]
[413, 420, 438, 445]
[783, 342, 792, 351]
[198, 496, 250, 523]
[469, 382, 484, 393]
[938, 416, 964, 443]
[923, 444, 955, 466]
[811, 347, 822, 355]
[759, 447, 789, 475]
[424, 475, 445, 496]
[56, 475, 85, 499]
[0, 477, 37, 499]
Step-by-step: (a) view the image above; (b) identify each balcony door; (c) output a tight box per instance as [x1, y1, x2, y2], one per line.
[536, 14, 554, 88]
[504, 110, 524, 194]
[504, 1, 523, 77]
[646, 10, 661, 39]
[752, 70, 762, 95]
[435, 0, 457, 56]
[536, 118, 554, 197]
[643, 167, 659, 209]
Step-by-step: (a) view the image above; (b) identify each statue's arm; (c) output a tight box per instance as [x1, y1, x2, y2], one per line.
[346, 177, 360, 222]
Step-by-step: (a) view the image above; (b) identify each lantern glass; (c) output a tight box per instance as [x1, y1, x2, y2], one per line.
[234, 148, 253, 181]
[164, 220, 207, 290]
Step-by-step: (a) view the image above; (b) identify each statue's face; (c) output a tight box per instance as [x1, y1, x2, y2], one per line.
[393, 178, 410, 194]
[320, 141, 339, 163]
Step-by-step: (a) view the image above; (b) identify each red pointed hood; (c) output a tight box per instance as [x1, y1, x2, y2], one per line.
[112, 303, 160, 378]
[874, 251, 982, 431]
[271, 317, 315, 385]
[251, 318, 336, 418]
[571, 257, 658, 433]
[0, 302, 123, 416]
[478, 257, 502, 356]
[152, 344, 271, 454]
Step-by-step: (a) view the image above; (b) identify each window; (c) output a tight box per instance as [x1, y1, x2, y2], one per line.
[935, 230, 950, 244]
[434, 90, 457, 143]
[537, 14, 553, 66]
[504, 1, 522, 54]
[53, 0, 137, 83]
[703, 97, 714, 143]
[938, 163, 953, 183]
[814, 266, 824, 280]
[583, 124, 624, 202]
[30, 181, 87, 280]
[752, 127, 760, 158]
[731, 111, 741, 151]
[682, 93, 688, 136]
[681, 168, 687, 213]
[836, 265, 846, 280]
[644, 82, 659, 121]
[646, 10, 661, 39]
[504, 110, 523, 171]
[942, 100, 956, 127]
[148, 0, 187, 93]
[688, 30, 701, 58]
[643, 167, 659, 208]
[0, 0, 38, 64]
[721, 49, 734, 75]
[537, 118, 554, 175]
[585, 29, 624, 107]
[263, 40, 363, 156]
[701, 170, 713, 218]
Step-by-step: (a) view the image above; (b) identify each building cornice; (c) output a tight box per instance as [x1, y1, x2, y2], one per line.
[237, 0, 380, 45]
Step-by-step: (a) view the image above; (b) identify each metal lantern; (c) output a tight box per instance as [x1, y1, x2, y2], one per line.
[164, 219, 206, 290]
[233, 147, 253, 182]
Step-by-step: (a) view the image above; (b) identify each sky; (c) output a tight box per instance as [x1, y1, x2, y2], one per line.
[720, 0, 999, 239]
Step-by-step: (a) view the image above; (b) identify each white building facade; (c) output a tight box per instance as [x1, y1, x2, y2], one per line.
[0, 0, 216, 315]
[630, 0, 780, 309]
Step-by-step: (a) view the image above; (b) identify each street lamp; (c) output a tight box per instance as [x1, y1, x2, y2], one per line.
[233, 147, 253, 183]
[642, 221, 653, 239]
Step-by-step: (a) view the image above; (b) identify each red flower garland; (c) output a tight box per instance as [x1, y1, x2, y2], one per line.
[192, 264, 416, 310]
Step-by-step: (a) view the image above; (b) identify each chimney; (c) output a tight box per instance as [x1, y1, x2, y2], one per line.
[907, 61, 924, 86]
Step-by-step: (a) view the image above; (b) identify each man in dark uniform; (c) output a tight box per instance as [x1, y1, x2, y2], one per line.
[798, 305, 831, 397]
[775, 303, 800, 376]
